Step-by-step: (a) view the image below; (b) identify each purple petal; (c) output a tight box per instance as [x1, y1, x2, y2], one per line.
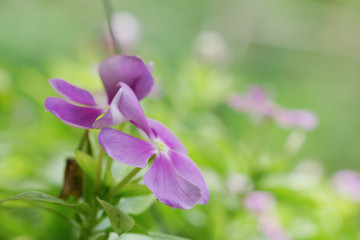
[49, 79, 97, 106]
[168, 149, 209, 204]
[227, 87, 272, 116]
[332, 170, 360, 201]
[144, 153, 202, 209]
[93, 83, 152, 134]
[98, 128, 155, 168]
[244, 191, 275, 214]
[45, 97, 104, 129]
[99, 55, 154, 103]
[273, 107, 318, 130]
[147, 119, 187, 154]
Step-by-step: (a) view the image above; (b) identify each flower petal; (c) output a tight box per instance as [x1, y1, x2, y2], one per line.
[49, 79, 97, 106]
[98, 128, 155, 168]
[168, 149, 209, 204]
[147, 119, 187, 154]
[45, 97, 104, 129]
[93, 83, 152, 134]
[99, 55, 154, 103]
[273, 108, 318, 130]
[144, 153, 202, 209]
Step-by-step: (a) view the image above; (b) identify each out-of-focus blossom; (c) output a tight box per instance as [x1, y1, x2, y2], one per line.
[244, 191, 275, 214]
[260, 215, 292, 240]
[98, 96, 209, 209]
[273, 107, 318, 131]
[226, 172, 253, 194]
[194, 31, 229, 64]
[104, 11, 141, 54]
[245, 191, 291, 239]
[244, 191, 291, 240]
[227, 87, 272, 116]
[45, 55, 153, 129]
[332, 170, 360, 202]
[227, 86, 318, 130]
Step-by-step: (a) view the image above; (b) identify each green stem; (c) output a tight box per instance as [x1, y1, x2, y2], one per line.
[105, 167, 142, 200]
[94, 148, 105, 194]
[102, 0, 120, 55]
[77, 130, 89, 150]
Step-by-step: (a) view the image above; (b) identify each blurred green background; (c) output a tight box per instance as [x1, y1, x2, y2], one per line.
[1, 0, 360, 239]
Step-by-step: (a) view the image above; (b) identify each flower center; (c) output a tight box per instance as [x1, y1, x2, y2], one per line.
[154, 139, 168, 153]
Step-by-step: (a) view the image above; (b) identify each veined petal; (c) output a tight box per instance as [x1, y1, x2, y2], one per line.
[98, 128, 155, 168]
[144, 153, 202, 209]
[168, 149, 209, 204]
[93, 83, 152, 134]
[99, 55, 154, 103]
[92, 88, 128, 129]
[49, 79, 97, 106]
[45, 97, 104, 129]
[147, 119, 187, 154]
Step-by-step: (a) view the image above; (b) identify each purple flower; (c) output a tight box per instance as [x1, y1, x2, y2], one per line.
[98, 101, 209, 209]
[332, 170, 360, 202]
[45, 55, 153, 129]
[227, 86, 318, 130]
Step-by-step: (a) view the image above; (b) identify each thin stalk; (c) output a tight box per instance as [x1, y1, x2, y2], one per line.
[77, 130, 89, 150]
[102, 0, 119, 55]
[105, 167, 142, 200]
[94, 148, 105, 194]
[104, 157, 113, 178]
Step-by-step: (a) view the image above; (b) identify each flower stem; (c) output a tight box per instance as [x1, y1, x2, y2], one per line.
[77, 130, 89, 150]
[102, 0, 119, 55]
[94, 148, 105, 194]
[105, 167, 142, 200]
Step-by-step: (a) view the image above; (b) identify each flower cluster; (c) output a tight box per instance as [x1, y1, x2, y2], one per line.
[45, 55, 209, 209]
[228, 86, 318, 130]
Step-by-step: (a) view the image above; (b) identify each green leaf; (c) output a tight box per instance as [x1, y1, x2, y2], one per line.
[75, 150, 97, 178]
[97, 197, 135, 236]
[0, 191, 89, 215]
[128, 224, 150, 236]
[118, 184, 151, 198]
[149, 232, 190, 240]
[118, 195, 156, 215]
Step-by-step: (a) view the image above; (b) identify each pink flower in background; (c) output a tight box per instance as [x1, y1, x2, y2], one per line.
[104, 11, 141, 54]
[273, 107, 318, 131]
[260, 215, 292, 240]
[244, 191, 275, 214]
[332, 170, 360, 202]
[45, 55, 153, 129]
[228, 87, 272, 116]
[227, 86, 318, 130]
[245, 191, 292, 240]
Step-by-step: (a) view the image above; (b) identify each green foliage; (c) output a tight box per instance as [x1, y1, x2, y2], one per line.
[75, 150, 97, 179]
[0, 191, 89, 215]
[97, 198, 135, 236]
